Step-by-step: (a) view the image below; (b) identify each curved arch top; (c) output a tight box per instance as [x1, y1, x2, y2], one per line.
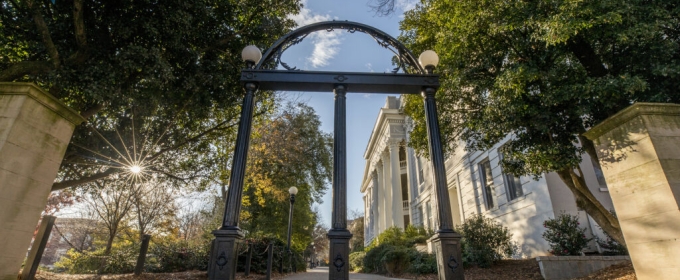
[255, 21, 426, 74]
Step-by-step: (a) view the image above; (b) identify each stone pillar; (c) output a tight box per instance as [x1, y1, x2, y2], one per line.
[380, 153, 393, 228]
[0, 83, 85, 280]
[389, 141, 405, 229]
[583, 103, 680, 280]
[371, 172, 379, 237]
[405, 146, 419, 220]
[376, 162, 386, 233]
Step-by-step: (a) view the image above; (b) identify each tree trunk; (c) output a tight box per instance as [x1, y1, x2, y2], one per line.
[555, 168, 626, 246]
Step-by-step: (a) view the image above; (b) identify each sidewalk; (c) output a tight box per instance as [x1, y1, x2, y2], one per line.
[283, 267, 408, 280]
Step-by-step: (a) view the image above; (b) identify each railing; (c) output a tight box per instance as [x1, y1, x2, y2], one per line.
[403, 200, 409, 211]
[400, 160, 407, 168]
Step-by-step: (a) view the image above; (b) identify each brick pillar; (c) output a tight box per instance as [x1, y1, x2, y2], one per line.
[584, 103, 680, 280]
[0, 83, 85, 280]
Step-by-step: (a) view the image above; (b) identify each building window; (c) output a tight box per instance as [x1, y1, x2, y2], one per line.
[590, 157, 608, 187]
[499, 147, 523, 201]
[504, 173, 523, 201]
[479, 160, 495, 209]
[418, 206, 425, 227]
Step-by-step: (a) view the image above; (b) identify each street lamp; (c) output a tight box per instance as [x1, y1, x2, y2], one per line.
[287, 186, 298, 273]
[418, 50, 439, 74]
[241, 45, 262, 69]
[310, 242, 315, 268]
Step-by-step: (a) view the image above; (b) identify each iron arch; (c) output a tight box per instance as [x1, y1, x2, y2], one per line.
[255, 21, 425, 74]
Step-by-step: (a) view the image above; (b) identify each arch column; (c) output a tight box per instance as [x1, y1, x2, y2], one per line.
[327, 84, 351, 280]
[371, 172, 379, 239]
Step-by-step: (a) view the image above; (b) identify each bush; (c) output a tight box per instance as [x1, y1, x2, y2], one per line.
[147, 238, 210, 272]
[349, 251, 366, 272]
[53, 240, 137, 274]
[542, 213, 593, 256]
[380, 246, 411, 275]
[407, 249, 437, 274]
[236, 236, 289, 274]
[456, 214, 517, 267]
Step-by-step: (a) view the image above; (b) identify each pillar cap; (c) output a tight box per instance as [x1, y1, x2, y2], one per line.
[0, 83, 86, 125]
[584, 102, 680, 140]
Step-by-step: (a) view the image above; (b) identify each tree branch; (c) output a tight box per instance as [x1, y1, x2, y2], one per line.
[0, 61, 53, 81]
[26, 0, 61, 68]
[80, 103, 104, 119]
[567, 35, 608, 78]
[67, 0, 89, 66]
[51, 168, 120, 191]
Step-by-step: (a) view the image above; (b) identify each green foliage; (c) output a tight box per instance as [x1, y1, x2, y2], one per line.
[236, 236, 288, 274]
[542, 214, 593, 256]
[0, 0, 303, 192]
[349, 251, 366, 272]
[595, 234, 628, 256]
[399, 0, 680, 246]
[407, 249, 437, 274]
[456, 214, 517, 267]
[361, 225, 435, 274]
[147, 238, 210, 272]
[53, 240, 138, 274]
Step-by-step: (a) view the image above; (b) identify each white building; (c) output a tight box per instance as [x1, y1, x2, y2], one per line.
[361, 96, 614, 257]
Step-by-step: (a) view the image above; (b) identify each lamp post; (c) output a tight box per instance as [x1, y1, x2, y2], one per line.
[286, 186, 298, 273]
[310, 242, 315, 268]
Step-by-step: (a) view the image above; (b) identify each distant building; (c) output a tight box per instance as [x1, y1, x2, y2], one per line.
[41, 218, 96, 267]
[360, 96, 614, 257]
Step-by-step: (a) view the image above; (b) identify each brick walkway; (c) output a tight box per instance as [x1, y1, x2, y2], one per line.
[282, 267, 407, 280]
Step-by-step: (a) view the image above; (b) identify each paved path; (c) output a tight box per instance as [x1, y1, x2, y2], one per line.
[283, 267, 408, 280]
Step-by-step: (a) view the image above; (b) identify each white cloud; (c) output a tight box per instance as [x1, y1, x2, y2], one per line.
[365, 63, 374, 72]
[396, 0, 418, 12]
[288, 0, 342, 68]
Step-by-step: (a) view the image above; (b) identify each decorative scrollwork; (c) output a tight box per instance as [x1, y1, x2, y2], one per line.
[333, 253, 345, 272]
[216, 251, 228, 270]
[256, 21, 425, 74]
[447, 254, 459, 272]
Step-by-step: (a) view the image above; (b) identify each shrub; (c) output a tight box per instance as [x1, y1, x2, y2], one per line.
[456, 214, 517, 267]
[407, 249, 437, 274]
[380, 246, 411, 275]
[542, 213, 593, 256]
[349, 251, 366, 272]
[235, 236, 288, 274]
[147, 238, 210, 272]
[53, 240, 137, 274]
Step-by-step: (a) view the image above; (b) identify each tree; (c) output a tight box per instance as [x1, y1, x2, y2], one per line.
[0, 0, 302, 190]
[349, 210, 365, 252]
[131, 180, 177, 240]
[239, 102, 333, 252]
[399, 0, 680, 246]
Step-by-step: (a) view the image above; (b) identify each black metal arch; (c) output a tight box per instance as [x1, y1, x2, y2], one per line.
[255, 20, 425, 74]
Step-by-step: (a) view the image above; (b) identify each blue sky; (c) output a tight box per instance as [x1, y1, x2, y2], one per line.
[277, 0, 418, 227]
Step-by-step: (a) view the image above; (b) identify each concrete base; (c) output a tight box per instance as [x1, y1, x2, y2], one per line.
[429, 230, 464, 280]
[536, 256, 630, 280]
[327, 229, 352, 280]
[584, 103, 680, 280]
[0, 83, 84, 280]
[208, 229, 245, 280]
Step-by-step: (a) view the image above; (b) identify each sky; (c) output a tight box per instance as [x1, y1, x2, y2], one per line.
[277, 0, 418, 227]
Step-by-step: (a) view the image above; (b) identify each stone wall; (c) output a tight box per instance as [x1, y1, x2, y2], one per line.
[536, 256, 630, 280]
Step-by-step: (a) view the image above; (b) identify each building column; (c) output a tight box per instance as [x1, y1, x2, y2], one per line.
[376, 162, 386, 233]
[405, 146, 419, 221]
[380, 152, 393, 228]
[389, 141, 405, 229]
[371, 171, 380, 237]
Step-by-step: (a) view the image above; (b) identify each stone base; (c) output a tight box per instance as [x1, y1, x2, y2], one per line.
[536, 256, 630, 280]
[327, 229, 352, 280]
[208, 229, 245, 280]
[429, 230, 464, 280]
